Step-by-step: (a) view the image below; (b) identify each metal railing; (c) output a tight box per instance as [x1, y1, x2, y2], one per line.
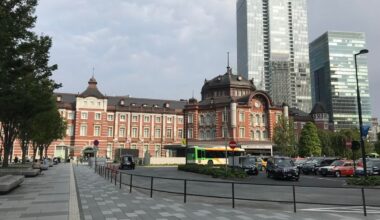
[94, 164, 380, 216]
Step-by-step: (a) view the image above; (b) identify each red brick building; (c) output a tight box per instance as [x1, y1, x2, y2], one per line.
[184, 67, 284, 155]
[11, 77, 186, 160]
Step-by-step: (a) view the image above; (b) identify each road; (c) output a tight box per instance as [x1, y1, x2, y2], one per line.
[113, 166, 380, 215]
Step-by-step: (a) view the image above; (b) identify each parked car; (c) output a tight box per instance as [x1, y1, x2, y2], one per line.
[319, 160, 354, 177]
[266, 156, 299, 181]
[229, 155, 259, 175]
[355, 159, 380, 176]
[119, 155, 135, 170]
[301, 157, 338, 175]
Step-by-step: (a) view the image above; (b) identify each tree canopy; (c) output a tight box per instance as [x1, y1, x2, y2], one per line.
[273, 115, 296, 156]
[0, 0, 60, 167]
[298, 122, 321, 157]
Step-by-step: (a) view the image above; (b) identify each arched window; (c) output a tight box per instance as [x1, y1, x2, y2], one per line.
[250, 114, 254, 125]
[250, 131, 254, 140]
[206, 130, 211, 139]
[263, 130, 267, 140]
[200, 130, 205, 140]
[256, 114, 260, 125]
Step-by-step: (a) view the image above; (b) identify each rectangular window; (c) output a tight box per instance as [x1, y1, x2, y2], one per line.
[108, 127, 113, 137]
[131, 144, 137, 149]
[239, 127, 245, 138]
[178, 129, 183, 138]
[167, 116, 173, 123]
[144, 115, 150, 123]
[80, 125, 87, 136]
[107, 114, 114, 121]
[132, 115, 138, 122]
[143, 145, 149, 156]
[143, 127, 150, 138]
[81, 112, 88, 120]
[188, 114, 193, 123]
[155, 145, 161, 157]
[166, 128, 172, 138]
[94, 125, 101, 136]
[119, 127, 125, 137]
[120, 143, 125, 148]
[107, 144, 112, 159]
[188, 128, 193, 139]
[155, 116, 161, 123]
[66, 125, 74, 136]
[95, 113, 101, 120]
[222, 111, 228, 122]
[120, 114, 126, 121]
[222, 127, 228, 138]
[155, 128, 161, 138]
[132, 127, 138, 138]
[239, 112, 245, 122]
[178, 117, 183, 124]
[67, 112, 74, 120]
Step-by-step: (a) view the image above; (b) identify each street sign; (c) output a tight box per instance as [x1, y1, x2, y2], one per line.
[94, 139, 99, 146]
[229, 140, 237, 149]
[361, 125, 371, 137]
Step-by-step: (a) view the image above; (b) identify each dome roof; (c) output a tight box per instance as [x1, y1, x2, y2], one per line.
[310, 102, 327, 114]
[79, 76, 105, 98]
[201, 67, 256, 93]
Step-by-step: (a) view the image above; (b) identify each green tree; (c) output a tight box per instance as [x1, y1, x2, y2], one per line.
[298, 122, 321, 157]
[273, 116, 297, 156]
[375, 133, 380, 155]
[317, 129, 335, 156]
[0, 0, 59, 167]
[29, 100, 66, 161]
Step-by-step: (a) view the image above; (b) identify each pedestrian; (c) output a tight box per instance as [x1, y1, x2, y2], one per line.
[14, 156, 19, 163]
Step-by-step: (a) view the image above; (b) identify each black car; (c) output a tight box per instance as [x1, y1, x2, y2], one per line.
[266, 156, 299, 181]
[119, 155, 135, 170]
[301, 157, 338, 175]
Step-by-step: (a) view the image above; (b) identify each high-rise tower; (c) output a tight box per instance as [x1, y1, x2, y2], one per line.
[236, 0, 311, 112]
[309, 31, 372, 131]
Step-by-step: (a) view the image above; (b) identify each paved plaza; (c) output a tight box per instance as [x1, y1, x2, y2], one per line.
[1, 163, 380, 220]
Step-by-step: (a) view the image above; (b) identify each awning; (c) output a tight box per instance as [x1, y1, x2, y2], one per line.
[163, 145, 186, 150]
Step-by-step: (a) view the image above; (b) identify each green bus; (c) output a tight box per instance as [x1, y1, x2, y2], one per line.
[186, 146, 244, 166]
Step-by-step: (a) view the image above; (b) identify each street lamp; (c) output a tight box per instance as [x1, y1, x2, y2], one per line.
[354, 49, 369, 177]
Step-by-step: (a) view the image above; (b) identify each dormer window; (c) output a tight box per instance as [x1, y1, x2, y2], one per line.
[57, 96, 62, 102]
[142, 104, 147, 107]
[237, 76, 242, 81]
[153, 104, 158, 108]
[120, 100, 125, 106]
[131, 103, 136, 107]
[164, 103, 170, 108]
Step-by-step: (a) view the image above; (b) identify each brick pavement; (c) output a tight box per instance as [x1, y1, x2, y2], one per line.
[1, 163, 379, 220]
[74, 165, 380, 220]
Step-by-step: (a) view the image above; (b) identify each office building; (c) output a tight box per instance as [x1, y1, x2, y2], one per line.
[236, 0, 312, 112]
[309, 31, 372, 131]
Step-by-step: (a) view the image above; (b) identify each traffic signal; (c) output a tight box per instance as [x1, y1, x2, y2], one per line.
[351, 141, 360, 151]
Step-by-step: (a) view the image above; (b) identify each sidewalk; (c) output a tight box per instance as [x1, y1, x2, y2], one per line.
[74, 165, 379, 220]
[1, 164, 379, 220]
[0, 163, 79, 220]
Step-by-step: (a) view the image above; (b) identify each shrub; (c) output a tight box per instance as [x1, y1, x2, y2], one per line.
[178, 164, 247, 179]
[346, 176, 380, 186]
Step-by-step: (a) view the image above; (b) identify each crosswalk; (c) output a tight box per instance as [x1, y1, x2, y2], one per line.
[301, 206, 380, 214]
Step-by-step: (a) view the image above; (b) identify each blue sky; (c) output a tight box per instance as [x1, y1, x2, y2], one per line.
[34, 0, 379, 119]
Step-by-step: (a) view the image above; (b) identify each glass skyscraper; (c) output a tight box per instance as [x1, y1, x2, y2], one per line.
[236, 0, 311, 112]
[309, 31, 372, 131]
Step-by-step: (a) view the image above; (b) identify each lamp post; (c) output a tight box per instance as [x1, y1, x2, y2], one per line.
[354, 49, 369, 177]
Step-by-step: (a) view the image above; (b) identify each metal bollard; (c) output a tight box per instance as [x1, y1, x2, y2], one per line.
[361, 188, 367, 216]
[292, 185, 296, 213]
[129, 174, 133, 193]
[119, 172, 122, 189]
[232, 182, 235, 208]
[184, 179, 187, 203]
[150, 177, 154, 198]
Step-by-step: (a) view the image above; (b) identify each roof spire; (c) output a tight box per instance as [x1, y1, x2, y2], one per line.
[92, 67, 95, 78]
[226, 51, 232, 75]
[227, 51, 230, 69]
